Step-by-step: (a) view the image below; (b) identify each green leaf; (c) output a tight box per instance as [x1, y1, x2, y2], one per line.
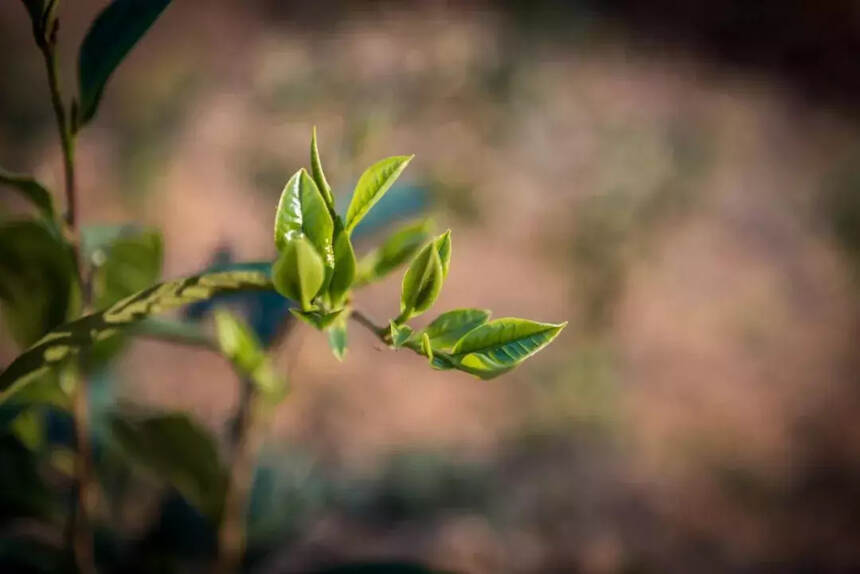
[91, 228, 163, 308]
[274, 169, 334, 265]
[0, 168, 55, 219]
[0, 269, 273, 403]
[109, 409, 225, 519]
[399, 235, 445, 322]
[449, 318, 567, 380]
[345, 155, 413, 233]
[310, 126, 335, 213]
[420, 332, 433, 363]
[289, 307, 345, 330]
[389, 321, 414, 348]
[328, 226, 355, 307]
[0, 220, 75, 347]
[215, 310, 286, 402]
[77, 0, 173, 125]
[434, 230, 452, 278]
[421, 308, 490, 351]
[355, 219, 433, 286]
[327, 315, 348, 361]
[272, 236, 325, 311]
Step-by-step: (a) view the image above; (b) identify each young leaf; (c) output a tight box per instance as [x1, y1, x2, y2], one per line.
[345, 155, 413, 233]
[420, 332, 433, 362]
[450, 318, 567, 380]
[77, 0, 173, 125]
[215, 310, 287, 402]
[274, 169, 334, 264]
[328, 226, 355, 308]
[108, 410, 225, 519]
[355, 219, 433, 286]
[434, 230, 452, 278]
[399, 236, 445, 321]
[310, 127, 335, 213]
[0, 168, 55, 219]
[327, 315, 348, 361]
[0, 269, 273, 403]
[290, 307, 345, 330]
[272, 236, 325, 311]
[421, 308, 490, 351]
[388, 321, 414, 348]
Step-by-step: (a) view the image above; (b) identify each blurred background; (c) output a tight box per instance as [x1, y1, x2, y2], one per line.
[2, 1, 860, 572]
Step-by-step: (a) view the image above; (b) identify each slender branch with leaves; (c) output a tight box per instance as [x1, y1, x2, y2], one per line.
[1, 1, 565, 572]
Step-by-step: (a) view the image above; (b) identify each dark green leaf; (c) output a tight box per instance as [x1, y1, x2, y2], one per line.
[0, 220, 75, 347]
[0, 269, 273, 403]
[272, 236, 325, 311]
[421, 308, 490, 351]
[449, 318, 567, 379]
[345, 155, 413, 233]
[274, 169, 334, 264]
[91, 228, 163, 308]
[109, 409, 225, 519]
[290, 307, 346, 330]
[328, 226, 355, 307]
[355, 219, 433, 286]
[0, 168, 55, 218]
[310, 126, 335, 213]
[77, 0, 173, 125]
[399, 235, 445, 321]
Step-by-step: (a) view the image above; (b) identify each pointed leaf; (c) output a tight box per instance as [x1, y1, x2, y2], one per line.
[0, 269, 273, 403]
[421, 308, 490, 351]
[345, 155, 413, 233]
[215, 310, 286, 402]
[434, 230, 452, 278]
[356, 219, 433, 286]
[272, 236, 325, 311]
[327, 315, 348, 361]
[421, 332, 433, 363]
[328, 226, 355, 307]
[274, 169, 334, 264]
[0, 168, 54, 218]
[389, 321, 414, 348]
[399, 236, 445, 321]
[290, 307, 345, 330]
[450, 318, 567, 380]
[310, 127, 335, 213]
[78, 0, 173, 125]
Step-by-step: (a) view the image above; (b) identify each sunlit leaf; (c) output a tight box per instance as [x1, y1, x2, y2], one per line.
[420, 332, 433, 363]
[327, 315, 347, 361]
[345, 155, 413, 233]
[328, 225, 355, 307]
[78, 0, 173, 125]
[355, 219, 433, 286]
[215, 310, 286, 402]
[434, 230, 451, 278]
[389, 321, 414, 348]
[310, 126, 335, 213]
[108, 409, 225, 519]
[449, 318, 567, 379]
[0, 168, 54, 219]
[272, 236, 325, 311]
[0, 269, 273, 403]
[0, 220, 75, 347]
[274, 169, 334, 264]
[421, 308, 490, 351]
[399, 235, 445, 321]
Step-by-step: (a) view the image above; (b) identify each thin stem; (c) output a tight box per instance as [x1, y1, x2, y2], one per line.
[37, 14, 94, 574]
[350, 308, 388, 339]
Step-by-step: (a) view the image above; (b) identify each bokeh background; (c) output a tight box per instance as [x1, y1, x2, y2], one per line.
[2, 1, 860, 572]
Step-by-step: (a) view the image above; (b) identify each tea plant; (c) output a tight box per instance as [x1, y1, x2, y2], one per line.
[0, 1, 565, 572]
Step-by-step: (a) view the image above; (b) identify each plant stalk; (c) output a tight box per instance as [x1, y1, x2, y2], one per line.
[38, 15, 95, 574]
